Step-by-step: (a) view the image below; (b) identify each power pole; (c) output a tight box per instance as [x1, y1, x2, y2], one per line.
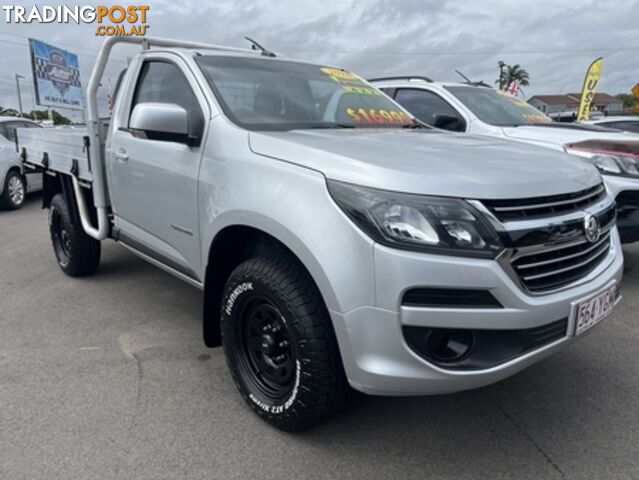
[15, 74, 24, 117]
[498, 61, 505, 90]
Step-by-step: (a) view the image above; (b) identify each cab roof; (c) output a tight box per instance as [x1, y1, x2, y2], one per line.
[367, 77, 488, 89]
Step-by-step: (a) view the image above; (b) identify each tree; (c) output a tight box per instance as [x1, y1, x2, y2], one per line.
[497, 64, 530, 89]
[0, 105, 71, 124]
[615, 93, 638, 108]
[24, 109, 71, 125]
[0, 107, 19, 117]
[51, 110, 71, 125]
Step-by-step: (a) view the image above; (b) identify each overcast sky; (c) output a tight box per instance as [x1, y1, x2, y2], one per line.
[0, 0, 637, 120]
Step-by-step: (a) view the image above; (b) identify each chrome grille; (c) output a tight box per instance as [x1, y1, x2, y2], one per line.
[512, 231, 611, 293]
[483, 184, 606, 221]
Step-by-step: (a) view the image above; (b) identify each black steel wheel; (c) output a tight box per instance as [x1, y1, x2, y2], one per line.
[51, 206, 72, 267]
[236, 297, 296, 400]
[49, 194, 101, 277]
[221, 255, 348, 431]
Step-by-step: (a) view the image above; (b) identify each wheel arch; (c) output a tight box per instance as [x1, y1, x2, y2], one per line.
[41, 173, 82, 225]
[203, 221, 339, 348]
[2, 165, 23, 193]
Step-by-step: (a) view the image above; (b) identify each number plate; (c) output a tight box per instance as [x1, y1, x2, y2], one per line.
[573, 285, 616, 336]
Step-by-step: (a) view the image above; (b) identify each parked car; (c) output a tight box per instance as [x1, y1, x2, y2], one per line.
[0, 117, 43, 210]
[371, 77, 639, 243]
[18, 37, 623, 431]
[582, 116, 639, 133]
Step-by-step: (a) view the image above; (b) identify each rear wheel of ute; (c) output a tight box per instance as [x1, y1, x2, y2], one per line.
[49, 193, 101, 277]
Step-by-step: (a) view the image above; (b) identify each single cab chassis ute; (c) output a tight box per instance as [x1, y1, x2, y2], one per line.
[18, 36, 623, 431]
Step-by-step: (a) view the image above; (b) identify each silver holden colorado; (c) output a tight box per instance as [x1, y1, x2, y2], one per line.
[18, 36, 623, 431]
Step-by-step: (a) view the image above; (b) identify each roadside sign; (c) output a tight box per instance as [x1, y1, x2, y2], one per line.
[29, 39, 83, 110]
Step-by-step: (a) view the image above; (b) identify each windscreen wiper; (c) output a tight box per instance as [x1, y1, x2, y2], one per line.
[402, 119, 431, 129]
[306, 123, 356, 129]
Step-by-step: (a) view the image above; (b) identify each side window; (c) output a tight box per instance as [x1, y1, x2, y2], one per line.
[603, 121, 639, 133]
[20, 122, 41, 129]
[0, 123, 8, 141]
[619, 122, 639, 133]
[111, 67, 128, 110]
[4, 121, 22, 142]
[395, 89, 465, 131]
[131, 61, 204, 139]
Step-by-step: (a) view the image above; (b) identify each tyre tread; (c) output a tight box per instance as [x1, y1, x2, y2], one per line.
[50, 194, 101, 277]
[221, 254, 348, 431]
[0, 171, 26, 210]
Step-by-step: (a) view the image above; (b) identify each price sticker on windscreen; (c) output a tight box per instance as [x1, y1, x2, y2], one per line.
[320, 67, 380, 95]
[320, 67, 414, 126]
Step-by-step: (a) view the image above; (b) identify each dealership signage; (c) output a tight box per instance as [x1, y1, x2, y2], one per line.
[29, 39, 83, 110]
[577, 57, 603, 122]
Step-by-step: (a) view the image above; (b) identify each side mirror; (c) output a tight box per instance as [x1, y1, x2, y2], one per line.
[129, 103, 198, 145]
[432, 114, 463, 132]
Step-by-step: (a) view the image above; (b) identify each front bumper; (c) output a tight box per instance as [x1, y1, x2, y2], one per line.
[604, 175, 639, 243]
[331, 228, 624, 396]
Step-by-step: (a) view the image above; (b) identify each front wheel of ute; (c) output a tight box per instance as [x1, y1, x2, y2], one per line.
[49, 193, 101, 277]
[221, 255, 349, 432]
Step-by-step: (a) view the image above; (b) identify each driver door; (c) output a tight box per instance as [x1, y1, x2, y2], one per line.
[107, 57, 208, 281]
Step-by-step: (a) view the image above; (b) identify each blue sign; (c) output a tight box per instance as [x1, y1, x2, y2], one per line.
[29, 39, 83, 110]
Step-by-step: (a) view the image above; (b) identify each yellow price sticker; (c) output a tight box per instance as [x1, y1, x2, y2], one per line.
[346, 107, 413, 126]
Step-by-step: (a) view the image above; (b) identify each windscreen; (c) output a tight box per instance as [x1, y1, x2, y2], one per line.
[445, 86, 551, 126]
[196, 56, 414, 130]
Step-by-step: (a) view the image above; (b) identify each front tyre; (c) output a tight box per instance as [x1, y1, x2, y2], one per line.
[221, 255, 348, 431]
[49, 194, 101, 277]
[1, 171, 26, 210]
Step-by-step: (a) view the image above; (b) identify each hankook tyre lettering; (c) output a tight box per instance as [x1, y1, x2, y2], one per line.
[220, 256, 348, 431]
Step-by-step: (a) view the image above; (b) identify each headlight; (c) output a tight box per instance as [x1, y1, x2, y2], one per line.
[327, 180, 503, 258]
[566, 147, 639, 178]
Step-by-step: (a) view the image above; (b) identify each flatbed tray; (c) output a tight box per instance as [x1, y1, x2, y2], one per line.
[17, 124, 108, 183]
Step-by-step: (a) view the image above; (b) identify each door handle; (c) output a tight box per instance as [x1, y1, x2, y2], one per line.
[114, 149, 129, 163]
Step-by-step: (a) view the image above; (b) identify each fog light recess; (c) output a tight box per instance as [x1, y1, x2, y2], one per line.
[424, 329, 475, 363]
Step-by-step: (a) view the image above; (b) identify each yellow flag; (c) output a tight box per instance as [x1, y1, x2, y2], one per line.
[577, 57, 603, 121]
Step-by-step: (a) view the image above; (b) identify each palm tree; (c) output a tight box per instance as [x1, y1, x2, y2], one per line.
[497, 64, 530, 89]
[0, 107, 20, 117]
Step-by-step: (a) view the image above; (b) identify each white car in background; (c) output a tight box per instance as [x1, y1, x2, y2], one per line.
[0, 117, 42, 210]
[582, 116, 639, 134]
[370, 77, 639, 243]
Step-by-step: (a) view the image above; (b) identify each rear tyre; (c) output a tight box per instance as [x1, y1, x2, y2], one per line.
[221, 255, 348, 432]
[49, 194, 101, 277]
[0, 171, 26, 210]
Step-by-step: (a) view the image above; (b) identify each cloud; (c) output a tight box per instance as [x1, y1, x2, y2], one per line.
[0, 0, 637, 119]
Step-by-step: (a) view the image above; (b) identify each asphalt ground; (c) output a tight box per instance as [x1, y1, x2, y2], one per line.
[1, 196, 638, 480]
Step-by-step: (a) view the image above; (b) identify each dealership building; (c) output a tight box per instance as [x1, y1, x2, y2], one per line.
[528, 93, 623, 115]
